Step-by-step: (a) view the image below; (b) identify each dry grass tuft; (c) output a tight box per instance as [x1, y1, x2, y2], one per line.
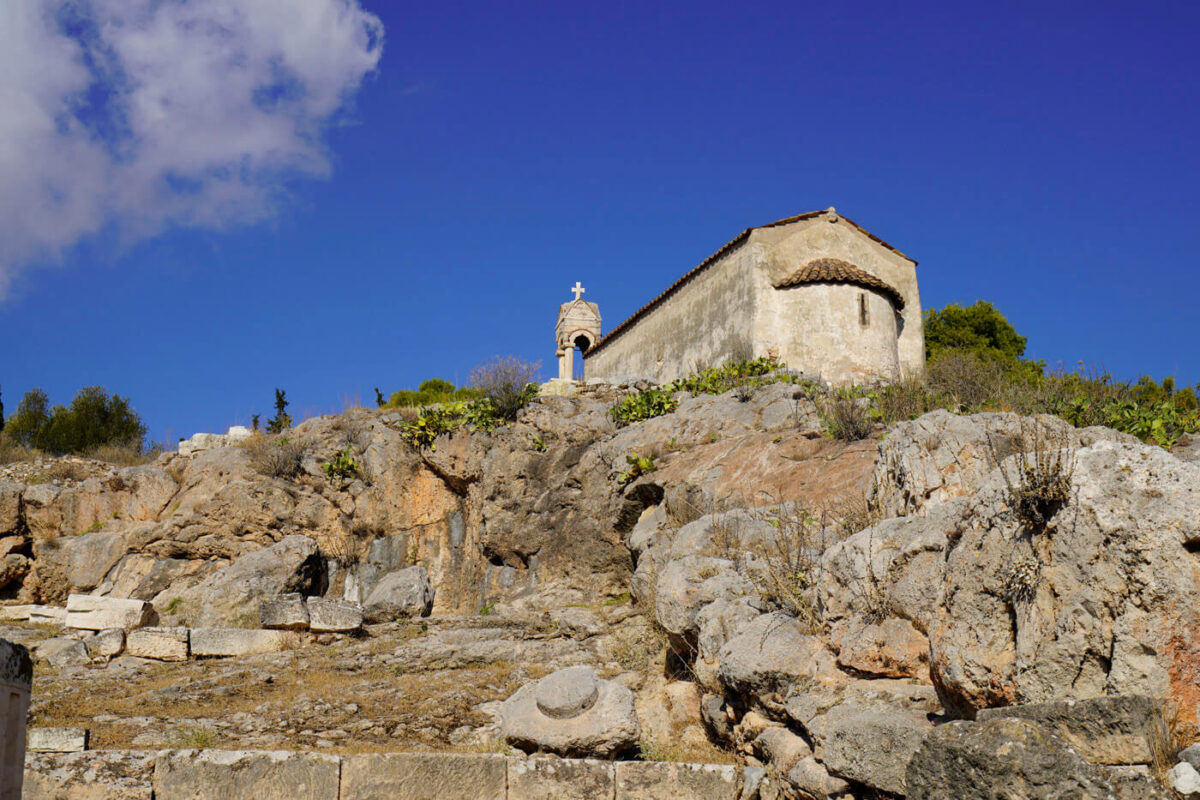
[240, 433, 306, 479]
[992, 423, 1075, 532]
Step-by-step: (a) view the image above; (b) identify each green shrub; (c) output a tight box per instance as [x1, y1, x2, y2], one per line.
[323, 448, 360, 481]
[610, 356, 790, 426]
[469, 355, 541, 421]
[242, 435, 305, 478]
[611, 387, 679, 426]
[820, 389, 875, 441]
[387, 380, 483, 409]
[616, 452, 656, 486]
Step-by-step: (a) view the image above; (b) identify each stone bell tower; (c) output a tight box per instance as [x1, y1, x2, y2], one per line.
[555, 282, 602, 381]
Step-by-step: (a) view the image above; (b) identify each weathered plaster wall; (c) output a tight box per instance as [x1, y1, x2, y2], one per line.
[751, 216, 924, 377]
[766, 283, 899, 384]
[584, 244, 757, 383]
[585, 211, 922, 385]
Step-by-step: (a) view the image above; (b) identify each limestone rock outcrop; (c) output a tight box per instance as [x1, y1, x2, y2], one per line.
[905, 717, 1170, 800]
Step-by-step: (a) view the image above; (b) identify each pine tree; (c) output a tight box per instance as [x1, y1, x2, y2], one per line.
[266, 389, 292, 433]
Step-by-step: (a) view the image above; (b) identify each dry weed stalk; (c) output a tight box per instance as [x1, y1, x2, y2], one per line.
[743, 503, 829, 633]
[991, 422, 1075, 532]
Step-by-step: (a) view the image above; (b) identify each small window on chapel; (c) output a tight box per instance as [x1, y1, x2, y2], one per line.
[858, 292, 869, 327]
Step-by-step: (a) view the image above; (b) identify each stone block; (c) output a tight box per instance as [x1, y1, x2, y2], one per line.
[37, 637, 90, 667]
[822, 705, 932, 794]
[126, 627, 189, 661]
[340, 752, 506, 800]
[0, 604, 32, 621]
[259, 593, 309, 630]
[27, 727, 88, 753]
[508, 757, 614, 800]
[153, 749, 340, 800]
[305, 598, 362, 633]
[190, 628, 288, 657]
[24, 750, 155, 799]
[614, 761, 741, 800]
[82, 629, 125, 660]
[1, 637, 32, 800]
[978, 695, 1166, 766]
[65, 595, 155, 631]
[30, 605, 67, 626]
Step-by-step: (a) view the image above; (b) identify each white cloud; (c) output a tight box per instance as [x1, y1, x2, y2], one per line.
[0, 0, 384, 295]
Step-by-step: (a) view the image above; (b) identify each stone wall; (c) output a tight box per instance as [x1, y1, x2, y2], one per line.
[584, 210, 923, 386]
[584, 243, 758, 383]
[766, 282, 899, 385]
[24, 749, 757, 800]
[751, 212, 923, 379]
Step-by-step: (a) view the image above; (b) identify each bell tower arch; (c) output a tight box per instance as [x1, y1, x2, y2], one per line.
[555, 282, 602, 381]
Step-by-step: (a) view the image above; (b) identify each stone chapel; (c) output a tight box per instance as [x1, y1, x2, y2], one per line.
[554, 208, 923, 386]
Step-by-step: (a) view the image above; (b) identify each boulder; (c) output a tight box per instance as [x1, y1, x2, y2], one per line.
[1170, 762, 1200, 795]
[754, 726, 849, 798]
[833, 617, 929, 679]
[0, 552, 30, 591]
[36, 637, 89, 667]
[978, 695, 1166, 766]
[190, 628, 289, 657]
[820, 704, 933, 794]
[125, 627, 189, 661]
[869, 410, 1133, 518]
[82, 628, 125, 660]
[695, 596, 762, 686]
[259, 593, 310, 630]
[501, 665, 640, 758]
[64, 594, 156, 631]
[0, 482, 21, 534]
[716, 613, 844, 715]
[653, 555, 753, 641]
[306, 598, 362, 633]
[362, 566, 434, 622]
[906, 718, 1126, 799]
[64, 531, 129, 591]
[164, 536, 323, 628]
[927, 440, 1200, 731]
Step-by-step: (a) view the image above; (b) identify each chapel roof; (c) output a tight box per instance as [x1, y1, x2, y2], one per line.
[774, 258, 906, 310]
[585, 208, 914, 357]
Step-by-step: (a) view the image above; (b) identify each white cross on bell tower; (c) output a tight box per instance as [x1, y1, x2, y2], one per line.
[555, 282, 602, 382]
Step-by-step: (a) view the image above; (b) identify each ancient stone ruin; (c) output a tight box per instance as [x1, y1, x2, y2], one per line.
[577, 207, 924, 386]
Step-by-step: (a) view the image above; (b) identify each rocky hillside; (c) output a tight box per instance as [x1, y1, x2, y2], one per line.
[7, 381, 1200, 798]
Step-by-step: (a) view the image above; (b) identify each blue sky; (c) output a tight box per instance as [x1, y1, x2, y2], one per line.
[2, 0, 1198, 443]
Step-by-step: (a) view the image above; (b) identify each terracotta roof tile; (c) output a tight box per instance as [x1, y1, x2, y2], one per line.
[773, 257, 905, 309]
[585, 209, 913, 357]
